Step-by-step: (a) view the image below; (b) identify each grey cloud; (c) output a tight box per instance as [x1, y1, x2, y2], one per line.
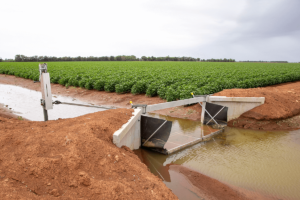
[235, 0, 300, 39]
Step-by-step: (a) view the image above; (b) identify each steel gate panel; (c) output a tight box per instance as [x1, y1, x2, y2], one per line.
[141, 116, 172, 149]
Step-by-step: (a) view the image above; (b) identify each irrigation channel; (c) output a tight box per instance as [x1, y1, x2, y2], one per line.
[0, 84, 109, 120]
[1, 84, 300, 200]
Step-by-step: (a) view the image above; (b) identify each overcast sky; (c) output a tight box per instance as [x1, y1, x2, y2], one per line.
[1, 0, 299, 62]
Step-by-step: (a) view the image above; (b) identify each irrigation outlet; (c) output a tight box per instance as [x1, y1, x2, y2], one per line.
[34, 63, 262, 154]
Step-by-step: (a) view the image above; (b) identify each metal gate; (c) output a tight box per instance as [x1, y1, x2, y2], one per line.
[141, 116, 172, 150]
[204, 102, 228, 126]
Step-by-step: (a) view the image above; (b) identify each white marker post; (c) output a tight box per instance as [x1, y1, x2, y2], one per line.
[39, 63, 53, 121]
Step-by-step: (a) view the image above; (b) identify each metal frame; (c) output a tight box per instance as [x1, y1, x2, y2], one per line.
[192, 93, 220, 126]
[131, 103, 147, 114]
[205, 106, 225, 125]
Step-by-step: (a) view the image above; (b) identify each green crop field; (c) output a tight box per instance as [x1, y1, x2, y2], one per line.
[0, 61, 300, 101]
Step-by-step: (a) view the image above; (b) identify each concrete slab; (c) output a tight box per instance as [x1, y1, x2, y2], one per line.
[165, 138, 203, 154]
[162, 125, 223, 154]
[203, 129, 224, 141]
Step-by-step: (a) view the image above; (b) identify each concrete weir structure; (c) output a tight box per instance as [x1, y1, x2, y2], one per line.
[113, 95, 265, 152]
[206, 96, 265, 121]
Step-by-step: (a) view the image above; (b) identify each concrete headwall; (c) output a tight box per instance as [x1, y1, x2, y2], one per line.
[206, 96, 265, 121]
[113, 109, 142, 150]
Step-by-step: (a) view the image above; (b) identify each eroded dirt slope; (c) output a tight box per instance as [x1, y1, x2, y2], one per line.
[0, 108, 177, 200]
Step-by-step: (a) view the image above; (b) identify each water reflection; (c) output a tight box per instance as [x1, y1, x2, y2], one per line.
[146, 113, 200, 134]
[0, 84, 106, 121]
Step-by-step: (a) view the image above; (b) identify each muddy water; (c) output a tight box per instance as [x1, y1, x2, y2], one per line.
[0, 84, 107, 121]
[146, 112, 203, 133]
[137, 116, 300, 200]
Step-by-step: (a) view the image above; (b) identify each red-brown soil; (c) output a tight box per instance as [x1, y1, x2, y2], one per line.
[0, 109, 178, 200]
[152, 104, 202, 121]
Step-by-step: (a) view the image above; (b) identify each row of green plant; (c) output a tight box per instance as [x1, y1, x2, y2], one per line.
[0, 61, 300, 101]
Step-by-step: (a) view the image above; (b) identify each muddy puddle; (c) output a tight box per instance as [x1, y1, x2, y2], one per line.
[136, 122, 300, 200]
[0, 84, 108, 121]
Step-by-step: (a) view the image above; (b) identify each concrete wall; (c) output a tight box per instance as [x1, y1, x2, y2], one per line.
[147, 97, 205, 112]
[113, 109, 142, 150]
[207, 96, 265, 121]
[146, 95, 265, 123]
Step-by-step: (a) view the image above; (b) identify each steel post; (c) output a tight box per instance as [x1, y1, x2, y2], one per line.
[43, 106, 48, 121]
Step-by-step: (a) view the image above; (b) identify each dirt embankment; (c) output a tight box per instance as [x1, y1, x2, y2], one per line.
[214, 81, 300, 130]
[0, 109, 178, 200]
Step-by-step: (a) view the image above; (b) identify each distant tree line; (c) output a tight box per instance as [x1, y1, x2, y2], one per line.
[13, 55, 238, 62]
[201, 58, 235, 62]
[238, 61, 288, 63]
[1, 56, 296, 63]
[0, 55, 238, 62]
[14, 55, 204, 62]
[15, 55, 139, 62]
[141, 56, 200, 61]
